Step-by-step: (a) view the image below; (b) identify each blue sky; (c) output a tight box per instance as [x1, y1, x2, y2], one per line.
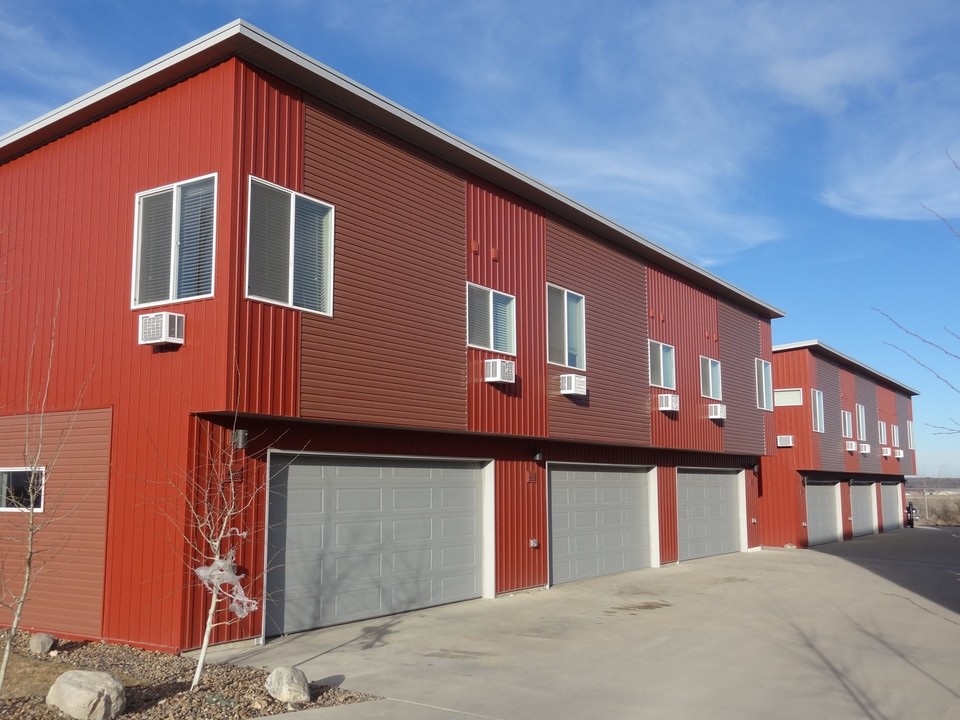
[2, 1, 960, 476]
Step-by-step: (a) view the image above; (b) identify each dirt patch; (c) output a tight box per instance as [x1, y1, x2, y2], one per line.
[0, 633, 374, 719]
[605, 601, 671, 615]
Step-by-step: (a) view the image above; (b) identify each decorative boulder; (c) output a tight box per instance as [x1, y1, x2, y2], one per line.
[30, 632, 57, 655]
[46, 670, 126, 720]
[265, 665, 311, 703]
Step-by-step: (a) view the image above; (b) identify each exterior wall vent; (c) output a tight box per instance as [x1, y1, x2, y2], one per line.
[657, 394, 680, 412]
[881, 447, 892, 457]
[560, 374, 587, 396]
[484, 358, 516, 384]
[845, 440, 858, 453]
[776, 435, 794, 448]
[894, 449, 904, 459]
[707, 403, 727, 420]
[859, 443, 871, 455]
[138, 312, 185, 345]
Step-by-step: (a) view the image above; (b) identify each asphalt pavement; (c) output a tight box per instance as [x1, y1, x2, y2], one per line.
[207, 526, 960, 720]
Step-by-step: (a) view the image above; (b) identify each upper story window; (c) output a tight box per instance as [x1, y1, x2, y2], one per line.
[247, 177, 334, 315]
[547, 284, 585, 370]
[811, 389, 825, 433]
[878, 420, 888, 446]
[774, 388, 803, 406]
[0, 468, 44, 512]
[856, 404, 867, 441]
[907, 420, 914, 449]
[133, 175, 216, 307]
[700, 356, 722, 400]
[467, 284, 516, 354]
[892, 424, 900, 448]
[649, 340, 676, 389]
[755, 359, 773, 411]
[841, 410, 853, 439]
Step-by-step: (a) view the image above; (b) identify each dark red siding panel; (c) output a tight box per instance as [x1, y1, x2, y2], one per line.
[0, 409, 111, 640]
[896, 393, 916, 474]
[233, 64, 304, 418]
[840, 370, 860, 473]
[814, 358, 844, 471]
[647, 267, 721, 452]
[759, 321, 776, 455]
[545, 216, 650, 445]
[299, 99, 468, 430]
[466, 180, 548, 437]
[717, 301, 765, 455]
[876, 386, 898, 475]
[856, 377, 882, 474]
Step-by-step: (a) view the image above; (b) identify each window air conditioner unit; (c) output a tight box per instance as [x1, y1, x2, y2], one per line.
[138, 312, 185, 345]
[776, 435, 794, 448]
[560, 374, 587, 396]
[707, 403, 727, 420]
[894, 449, 904, 459]
[845, 440, 858, 453]
[881, 447, 892, 457]
[484, 358, 516, 384]
[859, 443, 871, 455]
[657, 393, 680, 412]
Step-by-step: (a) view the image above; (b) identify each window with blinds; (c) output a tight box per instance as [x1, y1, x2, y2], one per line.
[133, 175, 216, 306]
[247, 177, 334, 315]
[547, 284, 586, 370]
[467, 283, 516, 354]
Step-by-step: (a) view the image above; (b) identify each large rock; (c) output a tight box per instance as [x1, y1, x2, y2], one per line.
[30, 632, 56, 655]
[265, 665, 311, 703]
[46, 670, 126, 720]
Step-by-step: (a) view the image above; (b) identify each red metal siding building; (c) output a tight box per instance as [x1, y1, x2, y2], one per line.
[758, 341, 917, 549]
[1, 21, 785, 652]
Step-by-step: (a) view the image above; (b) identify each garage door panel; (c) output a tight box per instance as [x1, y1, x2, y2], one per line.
[805, 482, 840, 546]
[881, 483, 902, 530]
[851, 483, 876, 537]
[266, 456, 483, 636]
[677, 471, 741, 561]
[549, 465, 650, 585]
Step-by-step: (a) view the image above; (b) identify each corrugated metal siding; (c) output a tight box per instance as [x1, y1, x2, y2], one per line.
[657, 466, 679, 563]
[647, 267, 722, 452]
[0, 60, 240, 651]
[896, 393, 916, 474]
[495, 459, 547, 593]
[840, 370, 860, 474]
[815, 358, 843, 471]
[299, 98, 468, 430]
[233, 63, 303, 417]
[856, 376, 882, 473]
[545, 216, 649, 445]
[839, 480, 853, 540]
[466, 180, 548, 437]
[759, 321, 776, 455]
[0, 409, 111, 640]
[717, 300, 764, 455]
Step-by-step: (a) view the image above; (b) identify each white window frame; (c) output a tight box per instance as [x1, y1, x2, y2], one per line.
[755, 358, 773, 411]
[0, 467, 45, 512]
[466, 283, 516, 355]
[856, 404, 867, 441]
[649, 340, 676, 390]
[546, 284, 586, 370]
[700, 356, 722, 400]
[878, 420, 888, 446]
[246, 176, 335, 316]
[907, 420, 914, 450]
[892, 424, 900, 448]
[841, 410, 853, 439]
[132, 173, 217, 308]
[774, 388, 803, 406]
[811, 389, 825, 433]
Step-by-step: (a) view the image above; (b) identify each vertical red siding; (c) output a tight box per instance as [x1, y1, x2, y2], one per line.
[466, 180, 548, 437]
[840, 370, 860, 474]
[299, 98, 468, 430]
[876, 386, 898, 475]
[494, 459, 548, 593]
[717, 301, 765, 455]
[233, 64, 303, 417]
[647, 267, 721, 452]
[545, 217, 650, 445]
[658, 466, 679, 563]
[814, 358, 844, 471]
[856, 376, 882, 474]
[896, 393, 916, 474]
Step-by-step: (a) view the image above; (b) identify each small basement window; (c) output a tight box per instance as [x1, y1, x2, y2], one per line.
[0, 468, 44, 512]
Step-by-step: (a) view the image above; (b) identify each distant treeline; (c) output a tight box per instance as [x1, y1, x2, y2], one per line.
[906, 477, 960, 490]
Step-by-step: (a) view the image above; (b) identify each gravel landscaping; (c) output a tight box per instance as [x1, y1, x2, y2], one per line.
[0, 633, 374, 719]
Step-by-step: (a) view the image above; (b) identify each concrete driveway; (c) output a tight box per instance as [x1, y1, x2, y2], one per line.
[210, 527, 960, 720]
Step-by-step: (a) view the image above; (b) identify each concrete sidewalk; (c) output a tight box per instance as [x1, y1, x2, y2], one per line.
[209, 527, 960, 719]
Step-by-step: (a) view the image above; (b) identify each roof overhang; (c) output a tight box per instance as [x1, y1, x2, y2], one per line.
[774, 340, 919, 396]
[0, 19, 784, 319]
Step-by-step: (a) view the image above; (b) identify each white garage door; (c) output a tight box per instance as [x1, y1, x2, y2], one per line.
[549, 465, 650, 584]
[677, 470, 742, 561]
[805, 482, 841, 546]
[851, 482, 877, 537]
[265, 455, 484, 636]
[881, 482, 902, 531]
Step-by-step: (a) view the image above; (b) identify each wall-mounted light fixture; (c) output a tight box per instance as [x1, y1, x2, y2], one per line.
[232, 429, 249, 450]
[533, 451, 544, 463]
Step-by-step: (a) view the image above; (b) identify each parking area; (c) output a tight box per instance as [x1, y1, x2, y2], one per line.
[210, 527, 960, 720]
